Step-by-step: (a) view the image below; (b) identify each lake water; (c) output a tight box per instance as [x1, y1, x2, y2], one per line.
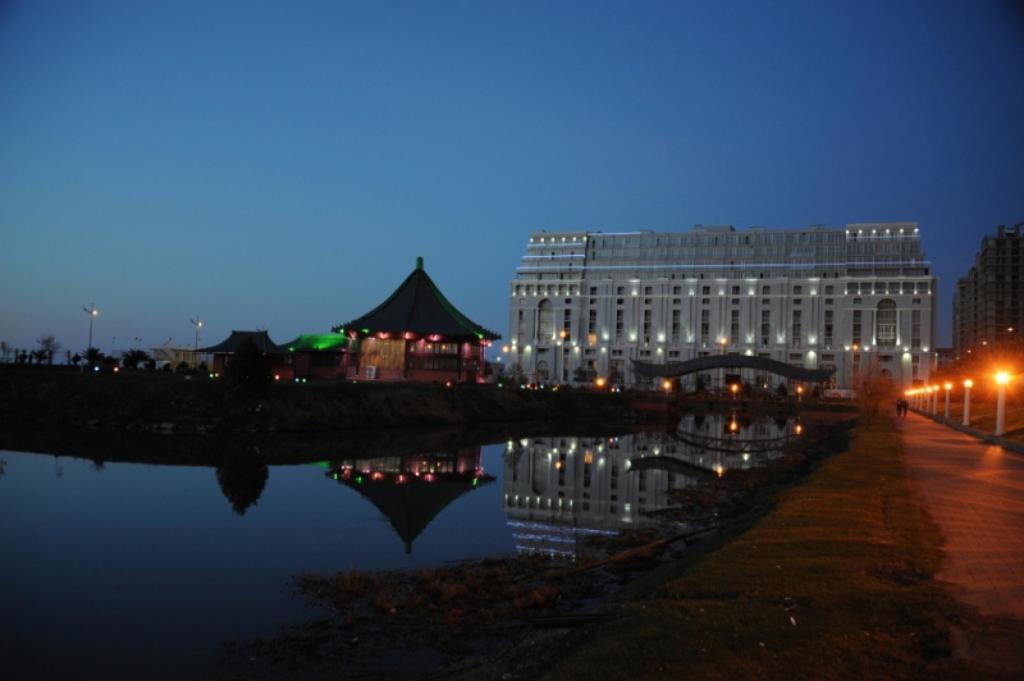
[0, 413, 799, 679]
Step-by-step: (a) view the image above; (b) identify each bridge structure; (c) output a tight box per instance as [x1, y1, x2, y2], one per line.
[631, 354, 835, 384]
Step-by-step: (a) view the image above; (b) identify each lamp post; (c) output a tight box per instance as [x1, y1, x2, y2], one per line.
[190, 317, 203, 368]
[82, 304, 99, 349]
[943, 382, 952, 419]
[962, 379, 973, 426]
[995, 372, 1010, 437]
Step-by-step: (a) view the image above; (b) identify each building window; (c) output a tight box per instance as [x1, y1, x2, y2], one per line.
[852, 310, 862, 345]
[762, 285, 771, 295]
[760, 310, 770, 347]
[671, 309, 681, 342]
[731, 285, 740, 295]
[730, 309, 740, 345]
[791, 310, 802, 347]
[793, 285, 803, 294]
[912, 309, 921, 348]
[615, 309, 624, 340]
[643, 309, 652, 342]
[824, 309, 833, 348]
[700, 309, 710, 343]
[876, 299, 897, 347]
[702, 285, 710, 295]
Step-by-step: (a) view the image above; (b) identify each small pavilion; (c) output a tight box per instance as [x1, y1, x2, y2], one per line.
[334, 257, 499, 383]
[281, 333, 350, 380]
[198, 330, 291, 378]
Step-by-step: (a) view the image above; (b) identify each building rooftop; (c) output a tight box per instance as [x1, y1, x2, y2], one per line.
[336, 257, 500, 341]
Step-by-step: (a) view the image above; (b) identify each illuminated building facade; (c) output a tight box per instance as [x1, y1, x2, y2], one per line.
[508, 223, 937, 390]
[953, 223, 1023, 358]
[337, 257, 499, 383]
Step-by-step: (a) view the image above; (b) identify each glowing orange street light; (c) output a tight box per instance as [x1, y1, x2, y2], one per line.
[595, 376, 607, 389]
[730, 383, 739, 399]
[662, 379, 672, 392]
[995, 371, 1011, 436]
[943, 382, 953, 419]
[962, 379, 973, 426]
[794, 423, 804, 436]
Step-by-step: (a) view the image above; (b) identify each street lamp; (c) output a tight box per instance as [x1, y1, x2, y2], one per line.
[190, 317, 203, 368]
[82, 304, 99, 349]
[730, 383, 739, 400]
[943, 382, 952, 419]
[995, 371, 1010, 437]
[962, 379, 973, 426]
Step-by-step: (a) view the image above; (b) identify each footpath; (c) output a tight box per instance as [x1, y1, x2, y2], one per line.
[896, 412, 1024, 619]
[896, 412, 1024, 675]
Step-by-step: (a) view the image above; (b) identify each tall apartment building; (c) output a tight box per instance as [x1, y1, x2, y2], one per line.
[507, 222, 937, 390]
[953, 223, 1023, 358]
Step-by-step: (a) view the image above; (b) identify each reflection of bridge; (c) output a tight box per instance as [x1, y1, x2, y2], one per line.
[323, 449, 492, 553]
[632, 355, 835, 382]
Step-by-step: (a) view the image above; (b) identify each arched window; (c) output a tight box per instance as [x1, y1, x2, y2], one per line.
[537, 299, 554, 340]
[876, 299, 897, 347]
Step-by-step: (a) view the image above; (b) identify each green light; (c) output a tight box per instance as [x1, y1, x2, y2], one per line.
[355, 475, 364, 484]
[361, 328, 370, 334]
[472, 478, 478, 487]
[312, 461, 331, 469]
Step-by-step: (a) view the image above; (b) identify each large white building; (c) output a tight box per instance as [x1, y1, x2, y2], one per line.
[507, 222, 937, 390]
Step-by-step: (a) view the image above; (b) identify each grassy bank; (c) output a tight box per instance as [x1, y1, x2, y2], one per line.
[0, 368, 636, 433]
[540, 417, 1003, 680]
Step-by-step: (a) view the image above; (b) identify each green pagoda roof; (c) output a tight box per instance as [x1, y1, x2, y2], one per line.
[334, 257, 500, 341]
[197, 330, 287, 354]
[281, 333, 349, 352]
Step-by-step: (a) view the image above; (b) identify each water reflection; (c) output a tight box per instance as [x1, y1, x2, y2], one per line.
[215, 458, 270, 515]
[502, 414, 799, 557]
[321, 448, 493, 553]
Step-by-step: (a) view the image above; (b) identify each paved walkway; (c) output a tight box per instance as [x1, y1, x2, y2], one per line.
[897, 412, 1024, 619]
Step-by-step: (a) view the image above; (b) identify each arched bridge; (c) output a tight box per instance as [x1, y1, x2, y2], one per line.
[632, 355, 835, 383]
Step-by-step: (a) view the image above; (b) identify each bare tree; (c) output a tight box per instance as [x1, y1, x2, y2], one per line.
[37, 335, 61, 365]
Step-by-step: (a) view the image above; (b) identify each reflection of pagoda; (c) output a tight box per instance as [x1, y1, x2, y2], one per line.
[325, 448, 492, 553]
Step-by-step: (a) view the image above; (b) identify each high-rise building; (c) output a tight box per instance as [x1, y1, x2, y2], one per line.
[953, 223, 1023, 358]
[507, 222, 937, 390]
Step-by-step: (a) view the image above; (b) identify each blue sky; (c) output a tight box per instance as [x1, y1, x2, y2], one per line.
[1, 0, 1022, 355]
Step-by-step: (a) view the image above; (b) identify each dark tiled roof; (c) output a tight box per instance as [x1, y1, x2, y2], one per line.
[197, 330, 287, 354]
[334, 257, 500, 341]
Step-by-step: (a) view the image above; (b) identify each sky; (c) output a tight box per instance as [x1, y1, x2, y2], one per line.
[1, 0, 1022, 356]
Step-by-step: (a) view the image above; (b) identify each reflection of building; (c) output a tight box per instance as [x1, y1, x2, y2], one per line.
[335, 257, 500, 383]
[508, 224, 937, 389]
[503, 416, 794, 557]
[953, 223, 1023, 358]
[325, 448, 492, 553]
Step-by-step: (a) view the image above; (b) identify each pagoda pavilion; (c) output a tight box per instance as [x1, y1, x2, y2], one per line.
[198, 330, 291, 378]
[334, 257, 499, 383]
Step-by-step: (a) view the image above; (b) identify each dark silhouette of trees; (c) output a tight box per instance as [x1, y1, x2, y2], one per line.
[37, 335, 61, 365]
[84, 347, 104, 367]
[121, 349, 151, 369]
